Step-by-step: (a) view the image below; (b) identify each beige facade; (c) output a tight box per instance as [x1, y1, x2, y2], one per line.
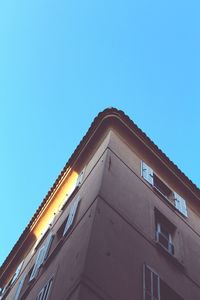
[0, 109, 200, 300]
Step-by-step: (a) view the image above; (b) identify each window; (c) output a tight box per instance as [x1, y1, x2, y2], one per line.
[36, 278, 53, 300]
[143, 265, 183, 300]
[153, 174, 174, 204]
[29, 233, 53, 281]
[11, 260, 24, 286]
[63, 196, 81, 237]
[143, 265, 160, 300]
[156, 222, 174, 255]
[75, 167, 85, 188]
[0, 260, 24, 299]
[141, 161, 188, 217]
[60, 168, 85, 211]
[13, 274, 26, 300]
[155, 210, 175, 256]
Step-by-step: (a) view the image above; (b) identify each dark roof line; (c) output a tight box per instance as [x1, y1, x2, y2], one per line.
[1, 107, 199, 276]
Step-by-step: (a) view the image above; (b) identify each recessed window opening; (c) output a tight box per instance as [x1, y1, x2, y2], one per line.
[57, 218, 68, 239]
[153, 174, 174, 204]
[156, 222, 174, 255]
[141, 161, 188, 217]
[155, 210, 175, 256]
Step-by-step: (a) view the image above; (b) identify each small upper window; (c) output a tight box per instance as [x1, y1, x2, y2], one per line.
[10, 260, 24, 285]
[75, 167, 85, 188]
[13, 274, 26, 300]
[0, 260, 24, 299]
[57, 196, 81, 240]
[153, 174, 174, 203]
[29, 233, 53, 282]
[156, 222, 174, 255]
[60, 168, 85, 211]
[155, 210, 175, 256]
[63, 196, 81, 236]
[141, 161, 188, 217]
[36, 278, 53, 300]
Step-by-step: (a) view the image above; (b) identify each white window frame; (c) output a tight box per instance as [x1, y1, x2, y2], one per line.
[156, 223, 172, 244]
[36, 277, 53, 300]
[155, 221, 174, 255]
[143, 264, 160, 300]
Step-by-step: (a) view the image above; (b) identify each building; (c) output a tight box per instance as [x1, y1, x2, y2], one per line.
[0, 108, 200, 300]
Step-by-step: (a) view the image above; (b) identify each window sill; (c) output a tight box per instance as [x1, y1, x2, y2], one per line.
[155, 241, 184, 269]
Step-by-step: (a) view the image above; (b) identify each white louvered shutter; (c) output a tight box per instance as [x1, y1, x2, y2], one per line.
[63, 196, 80, 236]
[36, 278, 53, 300]
[13, 274, 26, 300]
[75, 168, 85, 188]
[174, 192, 188, 217]
[11, 260, 24, 285]
[29, 246, 46, 281]
[141, 161, 154, 185]
[30, 233, 53, 281]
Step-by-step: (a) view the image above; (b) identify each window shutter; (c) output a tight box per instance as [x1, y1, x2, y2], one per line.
[13, 274, 26, 300]
[29, 233, 53, 281]
[63, 196, 80, 236]
[173, 192, 188, 217]
[75, 168, 85, 188]
[36, 278, 53, 300]
[143, 265, 160, 300]
[29, 246, 46, 281]
[10, 260, 24, 285]
[141, 162, 154, 185]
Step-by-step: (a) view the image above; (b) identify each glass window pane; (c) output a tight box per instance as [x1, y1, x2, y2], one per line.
[153, 273, 159, 298]
[160, 224, 169, 239]
[145, 266, 151, 291]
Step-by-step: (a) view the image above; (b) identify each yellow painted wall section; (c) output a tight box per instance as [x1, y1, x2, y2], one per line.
[32, 169, 78, 239]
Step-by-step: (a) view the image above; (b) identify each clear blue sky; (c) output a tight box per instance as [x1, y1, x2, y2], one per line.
[0, 0, 200, 266]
